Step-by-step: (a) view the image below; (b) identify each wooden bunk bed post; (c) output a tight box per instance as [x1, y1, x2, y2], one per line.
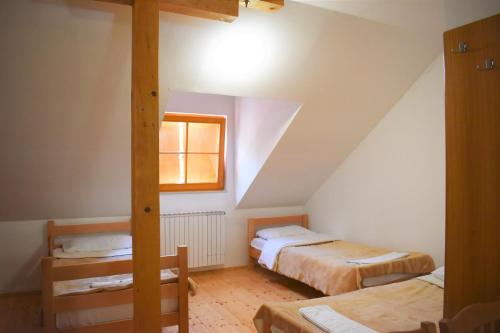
[131, 0, 161, 332]
[47, 220, 55, 256]
[177, 245, 189, 333]
[301, 214, 309, 229]
[247, 218, 256, 268]
[41, 257, 55, 333]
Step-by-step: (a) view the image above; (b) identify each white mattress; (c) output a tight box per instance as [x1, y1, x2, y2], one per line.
[56, 298, 178, 330]
[361, 273, 419, 287]
[251, 237, 267, 251]
[54, 269, 181, 329]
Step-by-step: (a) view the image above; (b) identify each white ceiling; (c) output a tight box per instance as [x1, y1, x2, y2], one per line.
[236, 1, 444, 208]
[291, 0, 446, 34]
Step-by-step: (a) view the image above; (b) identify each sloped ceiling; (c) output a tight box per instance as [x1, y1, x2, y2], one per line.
[235, 97, 301, 205]
[235, 1, 445, 208]
[0, 0, 444, 219]
[291, 0, 445, 34]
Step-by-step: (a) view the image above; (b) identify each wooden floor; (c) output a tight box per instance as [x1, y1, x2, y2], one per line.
[0, 267, 323, 333]
[0, 291, 42, 333]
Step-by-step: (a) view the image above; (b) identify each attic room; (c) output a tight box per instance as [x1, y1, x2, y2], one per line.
[0, 0, 498, 332]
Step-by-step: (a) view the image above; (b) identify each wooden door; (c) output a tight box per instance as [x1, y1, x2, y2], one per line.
[443, 13, 500, 319]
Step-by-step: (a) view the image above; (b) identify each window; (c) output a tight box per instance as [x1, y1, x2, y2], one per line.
[159, 113, 226, 192]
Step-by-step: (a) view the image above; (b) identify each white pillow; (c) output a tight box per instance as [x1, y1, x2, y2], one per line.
[62, 234, 132, 253]
[256, 225, 311, 240]
[432, 266, 445, 281]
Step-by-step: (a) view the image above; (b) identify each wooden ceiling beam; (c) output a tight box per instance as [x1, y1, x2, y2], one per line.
[94, 0, 239, 22]
[94, 0, 284, 22]
[240, 0, 284, 13]
[159, 0, 239, 23]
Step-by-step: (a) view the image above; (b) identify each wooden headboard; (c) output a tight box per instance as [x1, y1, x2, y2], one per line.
[47, 220, 131, 256]
[247, 214, 309, 247]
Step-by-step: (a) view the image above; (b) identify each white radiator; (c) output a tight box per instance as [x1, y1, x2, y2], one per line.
[160, 211, 226, 269]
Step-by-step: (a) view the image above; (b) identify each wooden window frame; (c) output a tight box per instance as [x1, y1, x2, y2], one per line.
[159, 113, 226, 192]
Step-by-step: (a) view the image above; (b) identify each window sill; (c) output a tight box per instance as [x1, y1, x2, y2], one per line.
[159, 183, 224, 192]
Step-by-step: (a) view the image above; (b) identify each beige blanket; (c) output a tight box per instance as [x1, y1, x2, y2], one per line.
[275, 240, 435, 295]
[254, 278, 443, 333]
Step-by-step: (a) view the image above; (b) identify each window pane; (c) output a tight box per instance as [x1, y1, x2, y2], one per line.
[159, 121, 186, 153]
[187, 122, 220, 153]
[159, 154, 185, 184]
[187, 154, 219, 184]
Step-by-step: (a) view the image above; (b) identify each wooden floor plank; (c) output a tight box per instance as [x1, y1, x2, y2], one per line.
[0, 267, 322, 333]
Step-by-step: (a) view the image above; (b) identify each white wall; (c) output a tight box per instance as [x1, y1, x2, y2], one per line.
[444, 0, 500, 29]
[306, 56, 446, 266]
[234, 97, 300, 204]
[0, 216, 129, 293]
[0, 220, 47, 293]
[0, 1, 132, 221]
[159, 91, 304, 268]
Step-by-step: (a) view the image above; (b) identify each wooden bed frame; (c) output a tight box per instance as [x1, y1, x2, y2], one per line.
[247, 214, 425, 288]
[42, 220, 189, 333]
[247, 214, 309, 268]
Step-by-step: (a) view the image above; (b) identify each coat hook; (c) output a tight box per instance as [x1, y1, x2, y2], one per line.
[451, 41, 468, 54]
[476, 58, 495, 71]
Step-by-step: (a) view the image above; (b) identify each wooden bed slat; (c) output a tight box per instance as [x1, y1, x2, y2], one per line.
[50, 254, 179, 281]
[161, 312, 181, 327]
[54, 283, 179, 312]
[54, 288, 132, 312]
[48, 221, 131, 237]
[160, 255, 178, 268]
[161, 283, 179, 298]
[55, 313, 180, 333]
[56, 318, 134, 333]
[53, 260, 133, 281]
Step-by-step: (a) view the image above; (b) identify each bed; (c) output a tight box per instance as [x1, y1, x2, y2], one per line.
[253, 273, 444, 333]
[42, 220, 193, 333]
[248, 215, 435, 296]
